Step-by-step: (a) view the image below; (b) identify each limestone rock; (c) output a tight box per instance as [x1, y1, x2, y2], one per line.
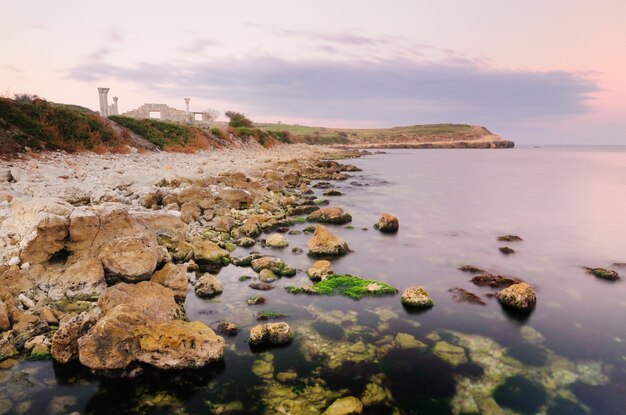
[400, 286, 434, 308]
[238, 217, 262, 238]
[307, 260, 334, 281]
[374, 213, 399, 233]
[251, 257, 296, 276]
[40, 307, 59, 325]
[265, 233, 288, 248]
[98, 281, 178, 321]
[307, 207, 352, 224]
[78, 304, 224, 370]
[433, 341, 467, 366]
[44, 258, 107, 301]
[99, 235, 159, 282]
[216, 188, 253, 209]
[307, 225, 350, 256]
[150, 263, 189, 302]
[195, 273, 223, 298]
[51, 310, 99, 363]
[248, 322, 293, 346]
[191, 240, 230, 267]
[179, 201, 200, 224]
[322, 396, 364, 415]
[496, 282, 536, 312]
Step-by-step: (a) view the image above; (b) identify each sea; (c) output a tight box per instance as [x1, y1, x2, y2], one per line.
[2, 146, 625, 414]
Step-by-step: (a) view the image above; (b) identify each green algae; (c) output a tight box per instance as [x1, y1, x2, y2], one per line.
[286, 274, 397, 300]
[255, 311, 289, 320]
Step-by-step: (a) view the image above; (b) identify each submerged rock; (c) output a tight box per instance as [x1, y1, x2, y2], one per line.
[499, 246, 515, 255]
[307, 260, 334, 281]
[307, 207, 352, 224]
[585, 267, 620, 281]
[433, 341, 468, 366]
[323, 189, 344, 196]
[458, 265, 486, 273]
[493, 376, 546, 414]
[498, 235, 523, 242]
[448, 288, 486, 305]
[322, 396, 363, 415]
[259, 269, 278, 283]
[265, 233, 288, 248]
[374, 213, 399, 233]
[251, 256, 296, 276]
[307, 225, 350, 256]
[470, 274, 520, 288]
[400, 286, 434, 308]
[496, 282, 536, 312]
[248, 322, 293, 346]
[194, 273, 223, 298]
[77, 304, 224, 370]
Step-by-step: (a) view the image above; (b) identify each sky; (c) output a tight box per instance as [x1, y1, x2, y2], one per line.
[1, 0, 625, 144]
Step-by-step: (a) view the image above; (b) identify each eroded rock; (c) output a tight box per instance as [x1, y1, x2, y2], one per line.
[307, 207, 352, 224]
[248, 322, 293, 346]
[400, 286, 434, 308]
[307, 225, 350, 256]
[374, 213, 399, 233]
[496, 282, 537, 312]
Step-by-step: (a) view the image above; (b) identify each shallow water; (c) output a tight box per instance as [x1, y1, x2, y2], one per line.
[2, 147, 626, 414]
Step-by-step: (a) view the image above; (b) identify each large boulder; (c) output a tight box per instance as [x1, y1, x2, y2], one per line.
[191, 240, 230, 267]
[98, 281, 179, 320]
[251, 257, 296, 276]
[43, 258, 107, 301]
[77, 304, 224, 370]
[400, 286, 434, 308]
[307, 260, 334, 281]
[99, 235, 159, 282]
[248, 322, 293, 346]
[194, 273, 223, 298]
[307, 225, 350, 256]
[374, 213, 399, 233]
[307, 207, 352, 224]
[496, 282, 537, 312]
[150, 263, 189, 301]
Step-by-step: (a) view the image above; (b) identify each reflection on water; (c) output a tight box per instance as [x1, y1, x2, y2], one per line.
[1, 147, 625, 414]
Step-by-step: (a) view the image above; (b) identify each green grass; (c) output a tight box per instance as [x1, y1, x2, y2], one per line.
[109, 115, 208, 150]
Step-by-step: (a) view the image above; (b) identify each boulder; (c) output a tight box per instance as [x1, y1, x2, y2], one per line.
[307, 260, 334, 281]
[265, 233, 288, 248]
[400, 286, 434, 308]
[248, 322, 293, 346]
[98, 281, 179, 320]
[77, 304, 224, 370]
[307, 225, 350, 256]
[496, 282, 536, 312]
[586, 267, 620, 281]
[191, 240, 230, 267]
[99, 235, 159, 282]
[150, 263, 189, 301]
[43, 258, 107, 301]
[374, 213, 399, 233]
[180, 201, 201, 224]
[259, 269, 279, 283]
[195, 273, 223, 298]
[238, 217, 262, 238]
[251, 257, 296, 276]
[0, 301, 10, 331]
[322, 396, 364, 415]
[51, 310, 99, 363]
[307, 207, 352, 224]
[236, 237, 256, 248]
[175, 186, 215, 210]
[216, 189, 254, 209]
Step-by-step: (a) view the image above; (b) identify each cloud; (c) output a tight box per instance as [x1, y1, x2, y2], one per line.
[179, 38, 221, 53]
[67, 56, 599, 126]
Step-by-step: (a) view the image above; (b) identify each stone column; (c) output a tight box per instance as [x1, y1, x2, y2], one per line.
[112, 96, 119, 115]
[184, 98, 191, 124]
[97, 88, 110, 117]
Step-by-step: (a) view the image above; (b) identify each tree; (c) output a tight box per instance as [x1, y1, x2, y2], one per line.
[225, 111, 253, 128]
[202, 108, 220, 123]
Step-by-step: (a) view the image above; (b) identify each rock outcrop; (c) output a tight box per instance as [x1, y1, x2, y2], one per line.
[307, 207, 352, 224]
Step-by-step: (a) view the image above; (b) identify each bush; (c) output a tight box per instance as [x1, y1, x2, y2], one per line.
[225, 111, 253, 128]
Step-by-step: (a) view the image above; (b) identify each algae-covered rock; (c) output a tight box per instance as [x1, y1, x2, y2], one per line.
[458, 265, 486, 273]
[496, 282, 536, 312]
[307, 225, 350, 256]
[248, 322, 293, 346]
[259, 269, 278, 283]
[471, 274, 520, 288]
[194, 273, 223, 298]
[586, 267, 620, 281]
[361, 382, 387, 407]
[251, 359, 274, 379]
[251, 256, 295, 276]
[265, 233, 289, 248]
[191, 239, 230, 267]
[498, 235, 523, 242]
[433, 341, 468, 366]
[286, 274, 397, 300]
[247, 296, 266, 305]
[374, 213, 399, 233]
[236, 237, 256, 248]
[400, 286, 434, 308]
[307, 207, 352, 224]
[395, 333, 427, 349]
[307, 260, 334, 281]
[322, 396, 363, 415]
[238, 217, 262, 238]
[448, 288, 486, 305]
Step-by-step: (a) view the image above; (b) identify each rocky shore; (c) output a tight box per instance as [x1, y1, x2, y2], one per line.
[0, 144, 368, 371]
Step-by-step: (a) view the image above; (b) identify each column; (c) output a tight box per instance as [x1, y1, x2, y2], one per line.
[97, 88, 110, 117]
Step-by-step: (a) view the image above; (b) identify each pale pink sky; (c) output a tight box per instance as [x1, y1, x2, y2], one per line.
[1, 0, 625, 144]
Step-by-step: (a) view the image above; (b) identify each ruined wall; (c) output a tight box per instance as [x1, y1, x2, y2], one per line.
[122, 103, 189, 123]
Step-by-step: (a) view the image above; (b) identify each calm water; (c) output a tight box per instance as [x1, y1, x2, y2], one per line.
[2, 147, 625, 414]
